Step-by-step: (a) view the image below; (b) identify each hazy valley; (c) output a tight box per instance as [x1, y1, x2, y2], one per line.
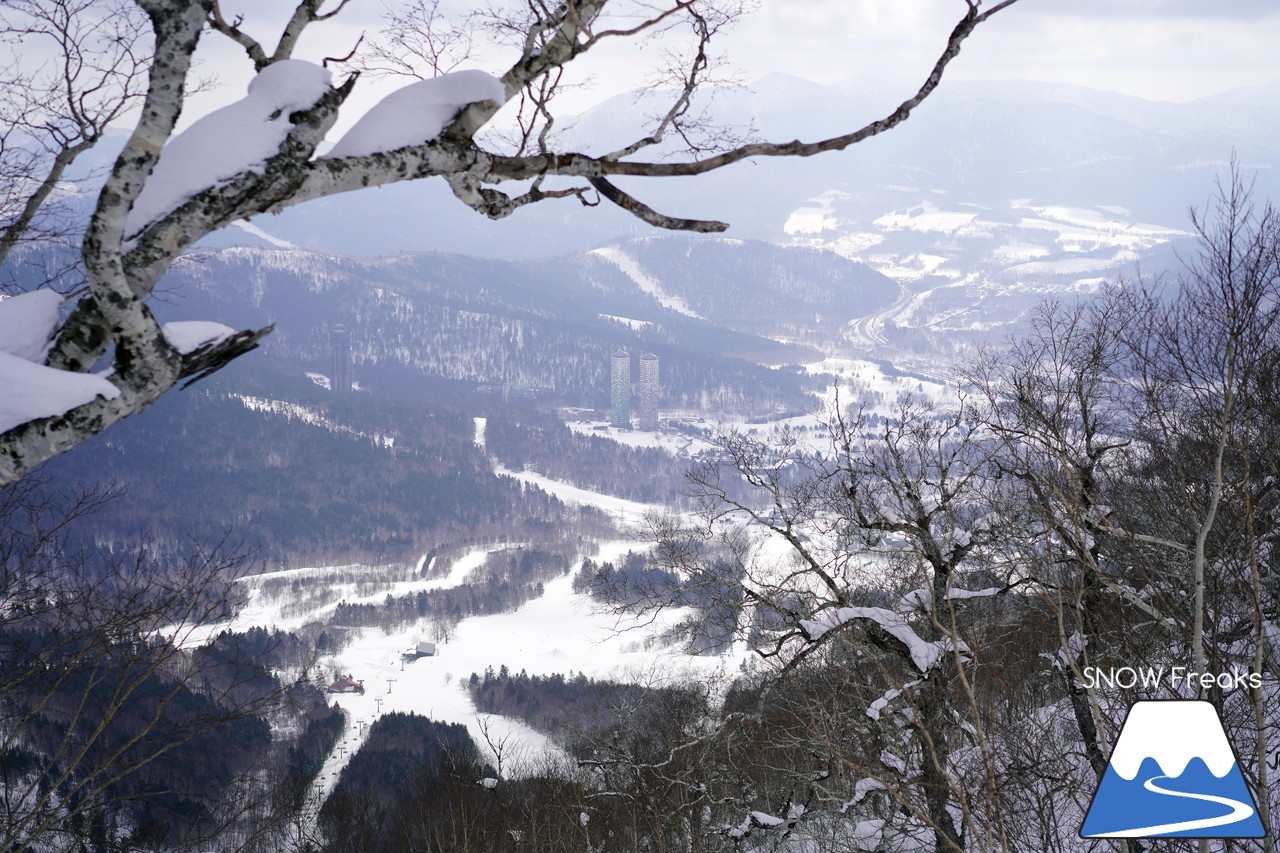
[7, 64, 1280, 852]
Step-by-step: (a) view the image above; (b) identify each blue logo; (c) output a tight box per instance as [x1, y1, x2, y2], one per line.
[1081, 700, 1265, 838]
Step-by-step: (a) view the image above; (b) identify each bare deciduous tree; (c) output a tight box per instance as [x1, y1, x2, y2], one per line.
[1121, 169, 1280, 847]
[0, 0, 149, 272]
[616, 395, 1019, 853]
[965, 295, 1148, 785]
[0, 477, 312, 852]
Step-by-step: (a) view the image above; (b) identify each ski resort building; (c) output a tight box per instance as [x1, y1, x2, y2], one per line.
[330, 325, 352, 393]
[610, 348, 631, 428]
[328, 676, 364, 694]
[637, 352, 660, 430]
[401, 641, 437, 661]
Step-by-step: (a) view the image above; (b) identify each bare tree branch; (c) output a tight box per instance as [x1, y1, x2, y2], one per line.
[588, 176, 726, 231]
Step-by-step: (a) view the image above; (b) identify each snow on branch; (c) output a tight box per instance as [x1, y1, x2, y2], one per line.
[161, 321, 236, 355]
[866, 680, 921, 722]
[839, 777, 887, 814]
[896, 585, 1000, 615]
[799, 606, 967, 674]
[324, 70, 504, 158]
[126, 60, 334, 238]
[726, 804, 806, 841]
[0, 291, 118, 433]
[0, 353, 120, 434]
[0, 289, 63, 362]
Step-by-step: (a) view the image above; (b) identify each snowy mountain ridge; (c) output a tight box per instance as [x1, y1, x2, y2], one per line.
[1108, 701, 1239, 781]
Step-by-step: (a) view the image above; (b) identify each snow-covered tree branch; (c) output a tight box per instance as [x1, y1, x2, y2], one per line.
[0, 0, 1022, 483]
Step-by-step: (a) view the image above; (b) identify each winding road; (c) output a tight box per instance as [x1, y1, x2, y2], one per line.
[845, 281, 913, 354]
[1100, 775, 1256, 838]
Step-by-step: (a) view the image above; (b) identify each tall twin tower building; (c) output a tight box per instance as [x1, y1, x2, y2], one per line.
[329, 325, 352, 393]
[611, 349, 660, 430]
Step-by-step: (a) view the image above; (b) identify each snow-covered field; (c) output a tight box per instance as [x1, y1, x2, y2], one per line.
[223, 536, 742, 797]
[497, 467, 660, 525]
[564, 419, 717, 457]
[215, 458, 751, 797]
[235, 394, 395, 447]
[213, 374, 950, 803]
[307, 540, 729, 788]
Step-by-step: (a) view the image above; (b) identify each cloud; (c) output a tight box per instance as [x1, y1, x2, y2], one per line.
[717, 0, 1280, 103]
[177, 0, 1280, 129]
[1053, 0, 1280, 20]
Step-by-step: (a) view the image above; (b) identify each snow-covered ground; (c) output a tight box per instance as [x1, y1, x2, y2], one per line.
[589, 245, 703, 318]
[783, 192, 1192, 358]
[222, 536, 738, 798]
[212, 455, 757, 799]
[234, 394, 395, 447]
[564, 419, 717, 457]
[212, 377, 953, 807]
[803, 356, 955, 415]
[497, 467, 660, 525]
[318, 542, 725, 776]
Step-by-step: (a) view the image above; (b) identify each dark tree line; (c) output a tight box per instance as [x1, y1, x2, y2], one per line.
[484, 411, 693, 503]
[333, 547, 573, 632]
[467, 668, 697, 752]
[574, 550, 746, 654]
[30, 379, 601, 568]
[317, 713, 494, 853]
[0, 475, 352, 852]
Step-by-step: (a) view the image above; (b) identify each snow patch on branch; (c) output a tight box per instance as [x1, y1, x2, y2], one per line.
[0, 289, 63, 361]
[867, 687, 902, 721]
[897, 585, 1000, 614]
[852, 819, 886, 851]
[800, 606, 966, 673]
[728, 809, 788, 839]
[0, 290, 120, 432]
[126, 60, 333, 237]
[839, 777, 886, 813]
[0, 352, 119, 433]
[898, 588, 930, 614]
[161, 321, 236, 355]
[868, 680, 920, 722]
[1044, 630, 1087, 673]
[325, 70, 505, 159]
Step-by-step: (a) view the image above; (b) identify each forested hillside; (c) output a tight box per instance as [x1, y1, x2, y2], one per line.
[32, 375, 593, 567]
[151, 245, 822, 415]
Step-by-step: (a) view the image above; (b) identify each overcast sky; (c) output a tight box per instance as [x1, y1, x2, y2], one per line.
[728, 0, 1280, 101]
[191, 0, 1280, 133]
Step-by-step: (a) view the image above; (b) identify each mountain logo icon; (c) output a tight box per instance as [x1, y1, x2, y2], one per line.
[1080, 700, 1265, 838]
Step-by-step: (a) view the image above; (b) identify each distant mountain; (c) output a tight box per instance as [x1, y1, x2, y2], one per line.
[193, 75, 1280, 262]
[149, 242, 829, 415]
[28, 231, 889, 566]
[61, 76, 1280, 264]
[161, 74, 1266, 369]
[44, 75, 1278, 371]
[536, 234, 898, 351]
